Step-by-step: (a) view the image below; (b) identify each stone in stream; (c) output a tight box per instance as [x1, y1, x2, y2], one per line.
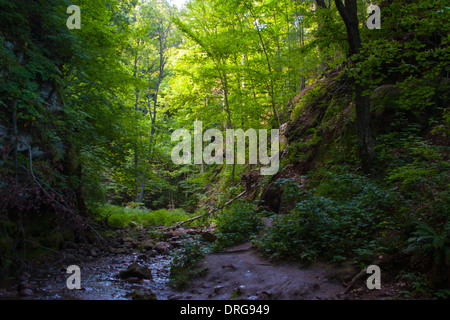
[119, 263, 153, 280]
[18, 282, 35, 297]
[132, 289, 157, 300]
[139, 239, 156, 251]
[153, 242, 171, 255]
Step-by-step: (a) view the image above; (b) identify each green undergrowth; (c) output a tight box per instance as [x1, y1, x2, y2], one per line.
[212, 200, 264, 251]
[254, 171, 401, 263]
[90, 203, 192, 229]
[168, 236, 212, 290]
[252, 119, 449, 297]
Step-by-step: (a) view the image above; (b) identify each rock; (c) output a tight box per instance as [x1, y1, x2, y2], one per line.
[154, 242, 171, 255]
[132, 289, 157, 300]
[171, 228, 187, 237]
[124, 277, 142, 284]
[370, 84, 399, 112]
[18, 282, 35, 297]
[214, 285, 225, 294]
[119, 263, 153, 280]
[123, 241, 133, 249]
[129, 221, 139, 228]
[18, 282, 35, 291]
[122, 237, 134, 243]
[137, 254, 147, 261]
[170, 240, 183, 248]
[137, 249, 157, 260]
[140, 240, 155, 250]
[19, 288, 34, 297]
[147, 250, 158, 257]
[257, 291, 272, 300]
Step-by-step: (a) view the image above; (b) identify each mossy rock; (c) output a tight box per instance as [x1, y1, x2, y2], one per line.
[132, 289, 157, 300]
[371, 84, 400, 113]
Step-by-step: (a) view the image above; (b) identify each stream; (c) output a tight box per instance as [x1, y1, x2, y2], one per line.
[0, 228, 196, 300]
[0, 226, 396, 301]
[0, 252, 179, 300]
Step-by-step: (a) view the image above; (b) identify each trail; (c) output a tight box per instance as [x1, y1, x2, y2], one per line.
[175, 241, 344, 300]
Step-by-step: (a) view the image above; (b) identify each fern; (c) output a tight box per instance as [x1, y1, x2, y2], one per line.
[407, 221, 450, 266]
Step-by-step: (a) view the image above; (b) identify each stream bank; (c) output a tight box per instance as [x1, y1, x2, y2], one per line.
[0, 227, 206, 300]
[0, 226, 405, 300]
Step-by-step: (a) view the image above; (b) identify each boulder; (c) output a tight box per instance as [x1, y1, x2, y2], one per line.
[153, 242, 171, 255]
[132, 289, 157, 300]
[140, 239, 155, 250]
[18, 282, 35, 297]
[19, 288, 34, 297]
[147, 250, 158, 257]
[171, 228, 187, 237]
[119, 263, 153, 280]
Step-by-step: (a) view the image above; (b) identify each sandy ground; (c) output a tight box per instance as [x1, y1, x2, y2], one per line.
[174, 242, 346, 300]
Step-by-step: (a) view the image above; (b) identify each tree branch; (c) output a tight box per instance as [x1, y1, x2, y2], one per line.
[334, 0, 350, 29]
[162, 184, 256, 231]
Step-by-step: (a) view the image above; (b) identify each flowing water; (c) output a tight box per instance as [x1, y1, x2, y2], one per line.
[0, 252, 178, 300]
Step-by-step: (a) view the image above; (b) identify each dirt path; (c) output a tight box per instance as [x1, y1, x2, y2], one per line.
[174, 242, 345, 300]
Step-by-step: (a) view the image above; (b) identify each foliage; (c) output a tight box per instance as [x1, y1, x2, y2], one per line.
[400, 271, 450, 300]
[91, 203, 191, 229]
[407, 221, 450, 274]
[255, 172, 399, 262]
[168, 236, 211, 290]
[213, 200, 263, 250]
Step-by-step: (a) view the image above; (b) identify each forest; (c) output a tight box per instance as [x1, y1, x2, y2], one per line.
[0, 0, 449, 301]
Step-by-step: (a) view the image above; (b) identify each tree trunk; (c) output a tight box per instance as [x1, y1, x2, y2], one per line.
[335, 0, 376, 173]
[247, 5, 280, 126]
[63, 143, 87, 218]
[133, 40, 140, 199]
[12, 100, 19, 185]
[137, 30, 167, 203]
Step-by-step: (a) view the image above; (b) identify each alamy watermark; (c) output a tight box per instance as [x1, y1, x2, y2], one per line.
[67, 5, 81, 30]
[367, 5, 381, 30]
[66, 265, 81, 289]
[366, 265, 381, 290]
[171, 121, 279, 176]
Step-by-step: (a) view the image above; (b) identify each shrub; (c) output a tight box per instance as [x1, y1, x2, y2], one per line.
[407, 220, 450, 284]
[254, 173, 398, 263]
[168, 237, 211, 290]
[213, 201, 263, 250]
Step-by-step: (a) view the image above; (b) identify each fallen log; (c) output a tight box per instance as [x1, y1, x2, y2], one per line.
[342, 252, 408, 295]
[162, 185, 255, 231]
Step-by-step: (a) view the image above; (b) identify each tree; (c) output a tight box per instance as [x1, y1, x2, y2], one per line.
[324, 0, 377, 173]
[337, 0, 376, 173]
[136, 0, 175, 202]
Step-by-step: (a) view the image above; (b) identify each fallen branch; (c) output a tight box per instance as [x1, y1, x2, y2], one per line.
[342, 253, 404, 295]
[162, 185, 256, 231]
[343, 266, 369, 294]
